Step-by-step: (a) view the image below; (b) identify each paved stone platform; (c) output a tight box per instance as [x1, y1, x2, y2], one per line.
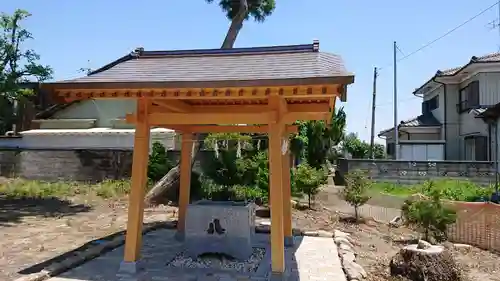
[47, 229, 345, 281]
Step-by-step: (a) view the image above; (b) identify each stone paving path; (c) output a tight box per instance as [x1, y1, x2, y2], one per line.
[47, 229, 345, 281]
[290, 236, 346, 281]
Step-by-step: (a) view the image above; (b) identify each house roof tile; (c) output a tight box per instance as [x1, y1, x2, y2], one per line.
[413, 52, 500, 95]
[57, 42, 353, 84]
[439, 52, 500, 76]
[378, 112, 441, 136]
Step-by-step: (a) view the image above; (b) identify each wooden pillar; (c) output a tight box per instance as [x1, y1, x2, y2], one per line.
[269, 122, 285, 273]
[282, 140, 292, 245]
[177, 132, 193, 233]
[124, 99, 150, 262]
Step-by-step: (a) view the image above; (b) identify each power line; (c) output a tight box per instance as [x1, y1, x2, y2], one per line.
[378, 1, 499, 72]
[376, 95, 421, 107]
[395, 44, 405, 57]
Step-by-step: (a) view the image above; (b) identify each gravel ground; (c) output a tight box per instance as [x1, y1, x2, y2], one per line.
[167, 248, 266, 273]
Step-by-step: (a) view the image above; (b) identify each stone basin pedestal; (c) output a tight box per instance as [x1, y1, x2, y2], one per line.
[184, 200, 256, 260]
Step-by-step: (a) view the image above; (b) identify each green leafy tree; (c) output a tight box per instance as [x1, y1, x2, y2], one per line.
[145, 0, 276, 204]
[290, 107, 346, 168]
[293, 163, 327, 208]
[342, 133, 385, 159]
[401, 189, 457, 242]
[342, 169, 372, 220]
[342, 133, 368, 158]
[0, 9, 52, 134]
[207, 0, 275, 48]
[372, 143, 386, 159]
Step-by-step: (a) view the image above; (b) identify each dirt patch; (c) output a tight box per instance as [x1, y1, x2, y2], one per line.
[0, 195, 177, 281]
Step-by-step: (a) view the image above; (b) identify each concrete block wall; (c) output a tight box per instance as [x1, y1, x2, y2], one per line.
[0, 149, 213, 182]
[337, 158, 496, 186]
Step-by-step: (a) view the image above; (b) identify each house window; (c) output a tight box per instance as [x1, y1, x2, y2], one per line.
[458, 81, 480, 113]
[464, 135, 488, 161]
[386, 143, 395, 156]
[422, 95, 439, 113]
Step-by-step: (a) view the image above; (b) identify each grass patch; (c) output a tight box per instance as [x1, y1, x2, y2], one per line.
[0, 178, 131, 199]
[371, 179, 495, 202]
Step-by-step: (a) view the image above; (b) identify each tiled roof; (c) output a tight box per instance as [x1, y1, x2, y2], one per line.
[414, 52, 500, 95]
[57, 41, 353, 84]
[399, 113, 441, 127]
[378, 113, 441, 136]
[438, 52, 500, 76]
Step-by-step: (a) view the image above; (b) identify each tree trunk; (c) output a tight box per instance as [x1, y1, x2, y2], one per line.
[144, 0, 249, 205]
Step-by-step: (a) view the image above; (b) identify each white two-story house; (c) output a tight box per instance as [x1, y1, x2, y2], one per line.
[379, 53, 500, 161]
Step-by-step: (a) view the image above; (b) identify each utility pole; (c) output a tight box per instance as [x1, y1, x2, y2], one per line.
[393, 41, 399, 160]
[486, 2, 500, 51]
[369, 67, 378, 159]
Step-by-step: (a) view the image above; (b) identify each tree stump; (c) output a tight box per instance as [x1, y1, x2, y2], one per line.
[389, 240, 465, 281]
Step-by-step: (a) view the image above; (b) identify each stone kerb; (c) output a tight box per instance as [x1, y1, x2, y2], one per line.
[184, 200, 256, 260]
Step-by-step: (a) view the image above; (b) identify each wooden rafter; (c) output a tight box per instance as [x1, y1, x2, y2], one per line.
[56, 84, 342, 101]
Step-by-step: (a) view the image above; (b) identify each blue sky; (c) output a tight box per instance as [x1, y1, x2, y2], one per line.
[3, 1, 500, 142]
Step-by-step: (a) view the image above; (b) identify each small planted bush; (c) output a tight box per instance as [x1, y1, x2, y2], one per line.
[342, 169, 372, 221]
[401, 189, 457, 242]
[293, 163, 327, 208]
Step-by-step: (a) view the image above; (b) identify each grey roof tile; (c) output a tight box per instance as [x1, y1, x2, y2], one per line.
[400, 113, 441, 128]
[378, 112, 441, 136]
[439, 52, 500, 76]
[57, 43, 353, 84]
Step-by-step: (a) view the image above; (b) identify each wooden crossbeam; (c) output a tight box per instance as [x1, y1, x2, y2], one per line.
[164, 125, 298, 134]
[125, 111, 329, 125]
[148, 103, 330, 114]
[152, 99, 191, 112]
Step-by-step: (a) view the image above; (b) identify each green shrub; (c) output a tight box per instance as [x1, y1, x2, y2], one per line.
[0, 179, 131, 199]
[372, 179, 494, 202]
[94, 179, 131, 199]
[147, 142, 174, 182]
[199, 178, 265, 203]
[342, 169, 372, 220]
[231, 185, 266, 203]
[293, 163, 326, 208]
[401, 189, 457, 242]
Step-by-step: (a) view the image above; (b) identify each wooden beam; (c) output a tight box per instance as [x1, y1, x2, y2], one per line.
[282, 144, 292, 245]
[148, 103, 331, 114]
[152, 99, 192, 113]
[52, 83, 349, 100]
[177, 132, 193, 234]
[326, 97, 336, 125]
[125, 111, 329, 125]
[268, 96, 288, 115]
[123, 99, 150, 262]
[269, 122, 285, 273]
[282, 112, 330, 124]
[163, 125, 298, 134]
[135, 112, 275, 125]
